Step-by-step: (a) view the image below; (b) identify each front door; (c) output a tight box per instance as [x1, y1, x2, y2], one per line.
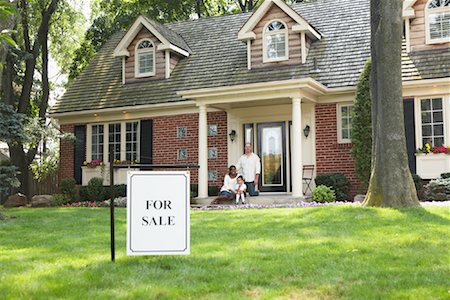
[257, 122, 287, 192]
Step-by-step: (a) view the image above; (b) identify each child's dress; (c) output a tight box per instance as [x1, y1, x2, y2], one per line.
[235, 183, 247, 204]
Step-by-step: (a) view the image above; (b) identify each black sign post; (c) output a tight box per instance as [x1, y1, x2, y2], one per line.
[109, 152, 115, 262]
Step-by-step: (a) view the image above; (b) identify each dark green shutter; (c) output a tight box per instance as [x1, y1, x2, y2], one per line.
[403, 99, 416, 174]
[140, 120, 153, 165]
[74, 125, 86, 184]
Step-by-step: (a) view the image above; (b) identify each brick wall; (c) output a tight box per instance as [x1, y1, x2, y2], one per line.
[152, 111, 228, 188]
[59, 124, 75, 183]
[315, 104, 360, 197]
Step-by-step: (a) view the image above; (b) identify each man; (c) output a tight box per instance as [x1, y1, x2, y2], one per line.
[236, 143, 261, 196]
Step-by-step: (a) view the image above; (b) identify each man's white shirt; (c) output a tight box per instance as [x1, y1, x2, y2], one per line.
[236, 153, 261, 182]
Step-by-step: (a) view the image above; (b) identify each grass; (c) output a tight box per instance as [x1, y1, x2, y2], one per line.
[0, 206, 449, 299]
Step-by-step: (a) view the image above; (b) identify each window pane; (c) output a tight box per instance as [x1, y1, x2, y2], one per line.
[422, 112, 432, 123]
[432, 98, 443, 109]
[421, 99, 431, 110]
[433, 111, 443, 123]
[434, 124, 444, 135]
[422, 125, 432, 136]
[420, 97, 445, 146]
[342, 129, 349, 139]
[109, 123, 121, 161]
[434, 137, 445, 146]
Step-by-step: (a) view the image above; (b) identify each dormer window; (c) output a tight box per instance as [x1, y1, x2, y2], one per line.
[426, 0, 450, 44]
[135, 39, 155, 77]
[263, 20, 288, 62]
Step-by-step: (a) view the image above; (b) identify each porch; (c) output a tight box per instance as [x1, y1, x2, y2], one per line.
[178, 78, 328, 199]
[192, 193, 312, 206]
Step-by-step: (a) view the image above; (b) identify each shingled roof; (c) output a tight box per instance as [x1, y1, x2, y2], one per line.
[51, 0, 450, 114]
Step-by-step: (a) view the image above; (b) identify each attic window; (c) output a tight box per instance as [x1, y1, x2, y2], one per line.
[263, 20, 288, 62]
[426, 0, 450, 44]
[135, 39, 155, 77]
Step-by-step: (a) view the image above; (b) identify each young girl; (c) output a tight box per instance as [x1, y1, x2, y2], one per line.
[235, 175, 247, 205]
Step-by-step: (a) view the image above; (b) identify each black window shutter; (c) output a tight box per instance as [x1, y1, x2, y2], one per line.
[140, 119, 153, 165]
[403, 99, 416, 174]
[74, 125, 86, 184]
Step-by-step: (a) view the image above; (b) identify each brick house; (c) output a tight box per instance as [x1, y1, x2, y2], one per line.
[51, 0, 450, 198]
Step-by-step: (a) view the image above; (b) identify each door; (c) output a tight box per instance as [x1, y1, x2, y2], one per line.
[257, 122, 287, 192]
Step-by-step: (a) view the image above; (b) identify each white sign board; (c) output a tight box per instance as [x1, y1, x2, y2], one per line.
[127, 171, 190, 256]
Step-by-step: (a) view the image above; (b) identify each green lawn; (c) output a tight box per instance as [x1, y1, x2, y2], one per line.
[0, 206, 449, 299]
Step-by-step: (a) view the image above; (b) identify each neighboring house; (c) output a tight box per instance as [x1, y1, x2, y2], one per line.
[51, 0, 450, 198]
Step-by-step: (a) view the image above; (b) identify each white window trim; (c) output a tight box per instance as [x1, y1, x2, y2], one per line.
[425, 0, 450, 44]
[134, 38, 156, 78]
[263, 19, 289, 63]
[414, 95, 449, 148]
[87, 120, 141, 163]
[337, 103, 353, 144]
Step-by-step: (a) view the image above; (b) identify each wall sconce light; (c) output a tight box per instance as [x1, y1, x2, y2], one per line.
[229, 130, 236, 142]
[303, 125, 311, 138]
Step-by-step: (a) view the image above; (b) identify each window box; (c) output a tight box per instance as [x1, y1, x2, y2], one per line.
[416, 153, 450, 179]
[82, 165, 140, 186]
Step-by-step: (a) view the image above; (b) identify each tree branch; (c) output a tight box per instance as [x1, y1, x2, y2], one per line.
[19, 0, 31, 53]
[18, 0, 59, 115]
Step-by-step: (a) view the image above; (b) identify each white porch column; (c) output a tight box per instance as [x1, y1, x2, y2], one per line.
[198, 104, 208, 198]
[291, 97, 303, 198]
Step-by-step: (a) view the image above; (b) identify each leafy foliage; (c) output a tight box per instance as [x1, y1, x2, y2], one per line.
[0, 161, 20, 194]
[0, 102, 28, 144]
[60, 178, 76, 202]
[411, 174, 423, 193]
[351, 60, 372, 189]
[441, 173, 450, 179]
[425, 178, 450, 201]
[86, 177, 105, 202]
[312, 185, 336, 203]
[315, 173, 350, 201]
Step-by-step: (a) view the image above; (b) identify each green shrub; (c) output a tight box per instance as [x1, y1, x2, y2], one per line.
[87, 177, 106, 202]
[52, 194, 69, 206]
[78, 186, 89, 202]
[315, 173, 350, 200]
[441, 172, 450, 179]
[79, 184, 127, 201]
[425, 178, 450, 201]
[312, 185, 336, 203]
[103, 184, 127, 199]
[60, 178, 77, 203]
[412, 174, 423, 192]
[351, 60, 372, 188]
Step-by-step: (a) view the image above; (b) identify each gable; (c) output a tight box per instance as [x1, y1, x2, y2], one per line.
[125, 27, 166, 83]
[238, 0, 321, 41]
[114, 15, 190, 58]
[251, 4, 304, 67]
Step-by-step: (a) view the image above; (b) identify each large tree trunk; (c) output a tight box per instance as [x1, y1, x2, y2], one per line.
[363, 0, 419, 207]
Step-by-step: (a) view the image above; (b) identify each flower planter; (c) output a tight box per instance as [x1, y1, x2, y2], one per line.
[416, 154, 450, 179]
[82, 166, 139, 185]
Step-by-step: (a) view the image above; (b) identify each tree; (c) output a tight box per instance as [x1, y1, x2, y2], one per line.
[363, 0, 419, 207]
[1, 0, 84, 198]
[235, 0, 260, 12]
[351, 60, 372, 189]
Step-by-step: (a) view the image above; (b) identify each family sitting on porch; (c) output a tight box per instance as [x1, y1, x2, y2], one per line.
[213, 143, 261, 204]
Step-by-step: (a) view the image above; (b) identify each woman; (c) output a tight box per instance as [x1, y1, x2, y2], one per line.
[212, 165, 239, 203]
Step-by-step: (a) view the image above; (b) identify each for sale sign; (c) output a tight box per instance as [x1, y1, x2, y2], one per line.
[127, 171, 190, 255]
